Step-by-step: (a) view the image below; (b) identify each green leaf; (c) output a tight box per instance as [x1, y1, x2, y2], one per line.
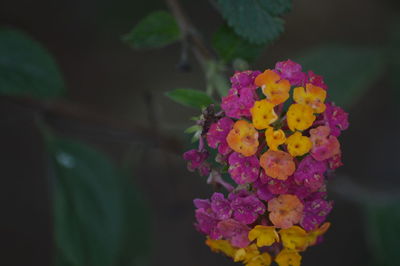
[296, 45, 386, 107]
[216, 0, 292, 44]
[0, 28, 65, 99]
[364, 201, 400, 266]
[184, 124, 201, 134]
[212, 24, 265, 62]
[165, 89, 215, 109]
[46, 135, 150, 266]
[122, 10, 181, 49]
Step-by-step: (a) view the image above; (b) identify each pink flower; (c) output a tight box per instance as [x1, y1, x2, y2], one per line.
[301, 195, 333, 231]
[194, 208, 221, 239]
[183, 149, 211, 176]
[259, 170, 293, 194]
[207, 117, 234, 155]
[327, 154, 343, 170]
[230, 70, 261, 90]
[254, 182, 274, 201]
[275, 59, 307, 86]
[211, 192, 232, 220]
[230, 192, 266, 224]
[228, 152, 260, 185]
[217, 219, 250, 248]
[221, 87, 257, 119]
[294, 155, 327, 192]
[307, 71, 328, 90]
[324, 102, 349, 137]
[221, 71, 260, 119]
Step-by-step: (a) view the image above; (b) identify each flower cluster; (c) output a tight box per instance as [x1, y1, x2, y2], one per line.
[184, 60, 349, 266]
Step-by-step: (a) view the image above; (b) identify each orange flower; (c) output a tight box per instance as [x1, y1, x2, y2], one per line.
[227, 120, 259, 157]
[255, 70, 291, 105]
[307, 222, 331, 246]
[293, 83, 326, 113]
[309, 126, 340, 161]
[268, 194, 304, 229]
[260, 150, 295, 180]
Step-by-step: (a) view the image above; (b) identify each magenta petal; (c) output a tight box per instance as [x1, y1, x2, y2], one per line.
[211, 192, 232, 220]
[228, 152, 260, 185]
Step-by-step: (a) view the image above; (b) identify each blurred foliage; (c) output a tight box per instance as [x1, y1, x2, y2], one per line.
[165, 88, 215, 109]
[122, 11, 181, 49]
[364, 201, 400, 266]
[388, 20, 400, 107]
[296, 45, 386, 108]
[212, 24, 265, 63]
[0, 28, 65, 99]
[215, 0, 292, 44]
[45, 134, 150, 266]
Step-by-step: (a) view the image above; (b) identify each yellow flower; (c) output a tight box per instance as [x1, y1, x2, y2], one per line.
[250, 100, 278, 130]
[307, 222, 331, 247]
[275, 249, 302, 266]
[293, 83, 327, 113]
[248, 225, 280, 247]
[287, 104, 316, 131]
[279, 226, 309, 251]
[265, 127, 286, 151]
[205, 238, 237, 258]
[286, 132, 312, 157]
[234, 244, 260, 263]
[246, 252, 272, 266]
[255, 70, 291, 105]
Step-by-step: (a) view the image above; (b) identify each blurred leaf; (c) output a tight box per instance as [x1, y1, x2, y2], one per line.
[388, 20, 400, 109]
[122, 10, 180, 49]
[184, 124, 201, 134]
[204, 60, 229, 97]
[364, 201, 400, 266]
[212, 24, 265, 62]
[0, 28, 65, 99]
[165, 89, 215, 109]
[216, 0, 292, 44]
[46, 135, 150, 266]
[258, 0, 293, 16]
[296, 45, 386, 107]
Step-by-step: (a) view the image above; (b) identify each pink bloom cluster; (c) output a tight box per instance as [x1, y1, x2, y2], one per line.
[183, 60, 349, 265]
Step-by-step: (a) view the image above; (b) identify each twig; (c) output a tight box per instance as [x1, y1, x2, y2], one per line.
[1, 95, 183, 155]
[165, 0, 214, 66]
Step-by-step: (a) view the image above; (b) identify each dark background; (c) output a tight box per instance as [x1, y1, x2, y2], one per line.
[0, 0, 399, 265]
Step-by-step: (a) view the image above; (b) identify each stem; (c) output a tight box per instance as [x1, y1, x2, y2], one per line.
[1, 95, 183, 154]
[165, 0, 214, 66]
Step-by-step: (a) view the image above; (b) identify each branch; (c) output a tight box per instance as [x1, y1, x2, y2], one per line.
[165, 0, 215, 66]
[1, 95, 183, 155]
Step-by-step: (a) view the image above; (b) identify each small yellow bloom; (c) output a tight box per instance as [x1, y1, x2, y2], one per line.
[287, 104, 316, 131]
[246, 252, 272, 266]
[286, 132, 312, 157]
[255, 70, 291, 105]
[293, 83, 327, 113]
[205, 238, 237, 258]
[307, 222, 331, 247]
[265, 127, 286, 151]
[250, 100, 278, 130]
[279, 226, 309, 251]
[275, 249, 302, 266]
[248, 225, 280, 247]
[234, 244, 260, 263]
